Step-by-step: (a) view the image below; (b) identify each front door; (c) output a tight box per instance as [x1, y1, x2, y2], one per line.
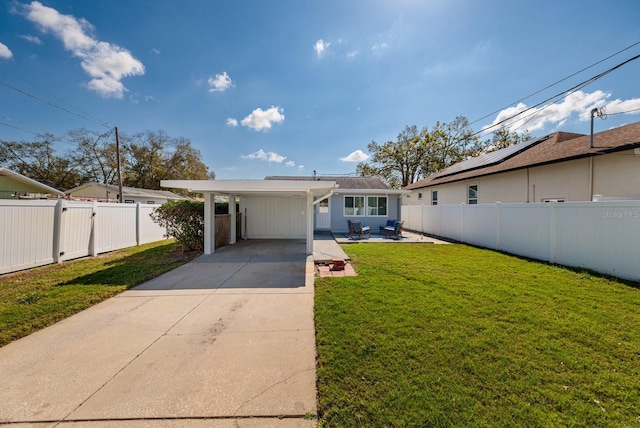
[315, 198, 331, 230]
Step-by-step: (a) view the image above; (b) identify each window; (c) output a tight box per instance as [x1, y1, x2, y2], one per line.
[124, 199, 135, 204]
[344, 195, 387, 216]
[431, 190, 438, 206]
[468, 185, 478, 204]
[317, 198, 329, 213]
[344, 196, 365, 216]
[367, 196, 387, 216]
[418, 192, 423, 200]
[147, 201, 155, 204]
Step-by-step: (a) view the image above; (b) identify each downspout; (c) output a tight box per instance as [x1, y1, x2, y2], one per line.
[312, 189, 334, 206]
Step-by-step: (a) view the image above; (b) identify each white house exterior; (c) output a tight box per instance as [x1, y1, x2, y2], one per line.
[266, 176, 406, 233]
[404, 121, 640, 204]
[66, 182, 187, 204]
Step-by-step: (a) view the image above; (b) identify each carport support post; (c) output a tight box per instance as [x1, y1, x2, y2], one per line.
[204, 192, 216, 255]
[306, 192, 314, 255]
[230, 196, 236, 244]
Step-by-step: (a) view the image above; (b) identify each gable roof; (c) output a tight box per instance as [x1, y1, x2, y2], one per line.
[405, 121, 640, 190]
[0, 167, 65, 196]
[66, 182, 187, 200]
[265, 175, 391, 190]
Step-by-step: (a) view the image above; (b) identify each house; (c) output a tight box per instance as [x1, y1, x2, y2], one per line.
[160, 179, 338, 255]
[265, 175, 406, 233]
[404, 121, 640, 205]
[0, 167, 65, 199]
[65, 182, 187, 204]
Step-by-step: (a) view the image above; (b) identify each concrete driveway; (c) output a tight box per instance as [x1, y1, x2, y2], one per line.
[0, 240, 316, 427]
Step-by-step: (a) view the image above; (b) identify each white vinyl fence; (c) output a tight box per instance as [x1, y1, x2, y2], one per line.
[402, 201, 640, 282]
[0, 200, 167, 275]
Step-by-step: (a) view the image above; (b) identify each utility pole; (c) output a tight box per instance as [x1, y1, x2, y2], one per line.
[115, 127, 124, 203]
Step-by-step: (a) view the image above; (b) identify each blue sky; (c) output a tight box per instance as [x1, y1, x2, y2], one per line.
[1, 0, 640, 180]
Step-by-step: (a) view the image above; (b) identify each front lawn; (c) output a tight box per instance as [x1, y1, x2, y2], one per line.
[315, 243, 640, 427]
[0, 240, 197, 347]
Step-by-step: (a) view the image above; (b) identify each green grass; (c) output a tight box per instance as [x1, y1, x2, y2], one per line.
[0, 240, 198, 347]
[315, 243, 640, 427]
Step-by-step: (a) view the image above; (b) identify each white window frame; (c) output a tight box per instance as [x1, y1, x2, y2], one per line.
[344, 195, 388, 217]
[344, 196, 365, 216]
[468, 185, 478, 205]
[418, 192, 423, 200]
[367, 196, 387, 217]
[431, 190, 438, 206]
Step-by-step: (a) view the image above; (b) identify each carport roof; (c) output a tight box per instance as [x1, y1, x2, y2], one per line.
[161, 179, 336, 197]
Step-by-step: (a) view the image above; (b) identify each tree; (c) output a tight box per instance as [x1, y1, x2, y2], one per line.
[0, 137, 83, 190]
[66, 128, 119, 185]
[357, 117, 482, 188]
[357, 125, 425, 188]
[122, 130, 213, 191]
[487, 126, 532, 152]
[424, 116, 483, 175]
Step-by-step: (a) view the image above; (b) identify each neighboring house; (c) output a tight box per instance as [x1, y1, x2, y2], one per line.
[404, 121, 640, 205]
[266, 175, 406, 233]
[0, 167, 65, 199]
[65, 182, 187, 204]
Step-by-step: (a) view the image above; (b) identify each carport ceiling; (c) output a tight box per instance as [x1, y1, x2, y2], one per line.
[161, 179, 337, 197]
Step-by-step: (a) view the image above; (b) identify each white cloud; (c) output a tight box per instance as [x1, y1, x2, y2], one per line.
[486, 90, 640, 133]
[371, 43, 388, 51]
[298, 165, 304, 170]
[604, 97, 640, 116]
[347, 50, 359, 58]
[151, 48, 160, 55]
[226, 117, 238, 127]
[208, 71, 234, 92]
[285, 161, 295, 167]
[241, 149, 287, 163]
[0, 42, 12, 59]
[314, 38, 330, 57]
[22, 1, 144, 98]
[340, 149, 369, 162]
[20, 35, 42, 44]
[240, 106, 285, 131]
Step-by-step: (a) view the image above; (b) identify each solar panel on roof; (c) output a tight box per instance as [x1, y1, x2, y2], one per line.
[434, 135, 549, 178]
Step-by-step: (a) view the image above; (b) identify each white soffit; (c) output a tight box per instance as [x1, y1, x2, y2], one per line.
[161, 179, 336, 197]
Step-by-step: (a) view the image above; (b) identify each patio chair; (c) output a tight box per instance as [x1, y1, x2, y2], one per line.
[383, 220, 403, 239]
[379, 219, 397, 235]
[347, 219, 371, 239]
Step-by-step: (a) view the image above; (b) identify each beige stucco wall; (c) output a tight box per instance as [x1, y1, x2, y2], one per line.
[69, 185, 117, 200]
[405, 150, 640, 205]
[592, 148, 640, 199]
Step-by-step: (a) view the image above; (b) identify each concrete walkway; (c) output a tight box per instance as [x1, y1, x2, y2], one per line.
[0, 240, 316, 427]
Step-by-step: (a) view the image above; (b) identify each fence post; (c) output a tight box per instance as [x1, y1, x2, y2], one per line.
[548, 202, 557, 264]
[496, 202, 501, 250]
[89, 202, 98, 256]
[461, 203, 465, 243]
[136, 202, 141, 246]
[52, 199, 67, 263]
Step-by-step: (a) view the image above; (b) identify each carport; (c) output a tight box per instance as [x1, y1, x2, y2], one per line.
[161, 179, 337, 255]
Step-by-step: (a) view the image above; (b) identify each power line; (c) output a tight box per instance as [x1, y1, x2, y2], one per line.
[2, 68, 112, 130]
[469, 40, 640, 128]
[474, 52, 640, 137]
[0, 80, 112, 129]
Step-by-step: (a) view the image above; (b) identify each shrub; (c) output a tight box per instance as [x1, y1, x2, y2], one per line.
[150, 200, 204, 252]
